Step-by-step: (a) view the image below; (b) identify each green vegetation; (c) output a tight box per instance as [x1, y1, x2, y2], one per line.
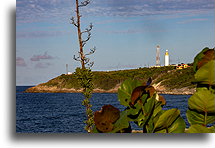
[71, 0, 96, 132]
[92, 78, 186, 133]
[186, 47, 215, 133]
[154, 67, 195, 89]
[40, 66, 195, 91]
[92, 47, 215, 133]
[75, 68, 94, 132]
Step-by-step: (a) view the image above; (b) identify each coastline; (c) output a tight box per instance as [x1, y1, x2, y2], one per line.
[24, 85, 195, 95]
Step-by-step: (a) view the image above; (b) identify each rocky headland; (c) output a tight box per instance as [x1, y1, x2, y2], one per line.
[25, 66, 196, 95]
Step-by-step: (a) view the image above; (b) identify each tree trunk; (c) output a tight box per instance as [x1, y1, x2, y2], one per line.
[76, 0, 85, 69]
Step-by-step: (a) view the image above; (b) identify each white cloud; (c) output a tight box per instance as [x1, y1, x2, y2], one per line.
[16, 0, 214, 24]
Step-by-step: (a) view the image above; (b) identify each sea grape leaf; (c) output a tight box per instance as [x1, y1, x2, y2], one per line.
[193, 47, 209, 72]
[151, 100, 163, 125]
[111, 110, 131, 133]
[186, 124, 215, 133]
[167, 117, 186, 133]
[118, 79, 142, 106]
[193, 47, 214, 72]
[186, 109, 215, 125]
[139, 97, 156, 131]
[143, 97, 155, 116]
[130, 85, 156, 107]
[140, 94, 148, 105]
[145, 117, 155, 133]
[127, 102, 142, 120]
[138, 97, 155, 127]
[194, 60, 215, 85]
[145, 86, 156, 98]
[197, 49, 215, 69]
[188, 87, 215, 114]
[130, 85, 148, 106]
[158, 95, 166, 106]
[94, 105, 120, 133]
[153, 108, 181, 133]
[137, 114, 147, 127]
[153, 109, 164, 126]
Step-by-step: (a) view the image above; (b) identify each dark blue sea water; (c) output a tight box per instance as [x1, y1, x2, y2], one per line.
[16, 86, 190, 133]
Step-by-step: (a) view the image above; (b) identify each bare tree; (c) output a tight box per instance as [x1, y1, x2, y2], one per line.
[71, 0, 95, 69]
[71, 0, 96, 132]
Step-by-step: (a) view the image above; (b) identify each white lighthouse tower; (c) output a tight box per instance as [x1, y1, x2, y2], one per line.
[164, 50, 169, 66]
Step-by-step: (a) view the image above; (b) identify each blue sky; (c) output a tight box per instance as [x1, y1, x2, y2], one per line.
[16, 0, 214, 85]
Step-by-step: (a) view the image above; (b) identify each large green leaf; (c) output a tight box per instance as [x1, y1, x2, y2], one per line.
[194, 60, 215, 85]
[188, 87, 215, 114]
[193, 47, 214, 72]
[186, 124, 215, 133]
[127, 102, 142, 121]
[92, 111, 131, 133]
[143, 97, 155, 116]
[167, 117, 186, 133]
[153, 108, 182, 133]
[118, 79, 142, 106]
[137, 97, 155, 127]
[153, 96, 163, 117]
[140, 94, 149, 105]
[186, 109, 215, 125]
[94, 105, 120, 133]
[111, 110, 130, 133]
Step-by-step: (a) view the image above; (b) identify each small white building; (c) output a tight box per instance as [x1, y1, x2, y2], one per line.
[164, 50, 169, 66]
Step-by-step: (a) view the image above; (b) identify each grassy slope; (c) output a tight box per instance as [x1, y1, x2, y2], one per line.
[40, 66, 196, 90]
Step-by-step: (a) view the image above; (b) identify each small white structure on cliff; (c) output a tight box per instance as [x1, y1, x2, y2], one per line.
[164, 50, 169, 66]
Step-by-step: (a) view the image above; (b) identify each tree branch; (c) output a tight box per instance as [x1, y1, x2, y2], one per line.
[81, 23, 93, 47]
[87, 61, 94, 68]
[78, 0, 90, 7]
[82, 31, 91, 47]
[85, 47, 96, 56]
[70, 16, 78, 27]
[84, 57, 90, 64]
[81, 23, 93, 34]
[73, 54, 81, 62]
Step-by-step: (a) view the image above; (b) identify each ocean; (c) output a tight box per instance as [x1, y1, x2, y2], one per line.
[16, 86, 190, 133]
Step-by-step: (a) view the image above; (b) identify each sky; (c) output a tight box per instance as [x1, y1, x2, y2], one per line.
[16, 0, 214, 86]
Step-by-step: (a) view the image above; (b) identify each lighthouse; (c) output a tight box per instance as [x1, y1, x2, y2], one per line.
[165, 50, 169, 66]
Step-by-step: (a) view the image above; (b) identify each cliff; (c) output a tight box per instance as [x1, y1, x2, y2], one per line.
[25, 66, 196, 95]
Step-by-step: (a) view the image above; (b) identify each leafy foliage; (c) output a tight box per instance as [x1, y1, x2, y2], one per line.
[93, 106, 131, 133]
[194, 60, 215, 85]
[92, 47, 215, 133]
[193, 47, 215, 72]
[93, 78, 186, 133]
[153, 109, 185, 133]
[188, 88, 215, 114]
[118, 79, 142, 106]
[75, 67, 94, 132]
[186, 47, 215, 133]
[186, 124, 215, 133]
[94, 105, 120, 132]
[71, 0, 96, 133]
